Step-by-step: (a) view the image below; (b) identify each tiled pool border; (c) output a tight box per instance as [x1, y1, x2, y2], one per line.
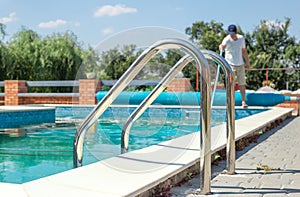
[0, 106, 55, 129]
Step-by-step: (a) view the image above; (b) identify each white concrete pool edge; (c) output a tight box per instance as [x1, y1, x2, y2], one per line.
[0, 105, 55, 112]
[0, 107, 293, 197]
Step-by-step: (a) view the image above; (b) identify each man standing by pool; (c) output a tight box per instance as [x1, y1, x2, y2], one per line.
[219, 24, 251, 107]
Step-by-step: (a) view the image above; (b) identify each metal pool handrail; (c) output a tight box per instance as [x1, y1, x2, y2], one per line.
[201, 50, 236, 174]
[73, 38, 212, 194]
[120, 50, 236, 175]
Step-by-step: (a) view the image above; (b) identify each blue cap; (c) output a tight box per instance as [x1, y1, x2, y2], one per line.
[228, 24, 237, 34]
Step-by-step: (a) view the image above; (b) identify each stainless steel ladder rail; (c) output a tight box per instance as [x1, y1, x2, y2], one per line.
[73, 38, 212, 194]
[201, 50, 236, 174]
[121, 54, 193, 154]
[73, 41, 160, 168]
[120, 50, 236, 175]
[120, 50, 236, 195]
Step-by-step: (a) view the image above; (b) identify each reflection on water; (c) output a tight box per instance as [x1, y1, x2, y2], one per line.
[0, 124, 75, 183]
[0, 107, 266, 184]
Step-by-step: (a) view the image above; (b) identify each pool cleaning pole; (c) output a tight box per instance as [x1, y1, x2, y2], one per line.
[211, 50, 222, 107]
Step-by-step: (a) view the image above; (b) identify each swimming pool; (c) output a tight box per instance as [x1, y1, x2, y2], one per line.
[0, 106, 266, 184]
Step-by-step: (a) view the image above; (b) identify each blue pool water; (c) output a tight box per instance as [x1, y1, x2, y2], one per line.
[0, 106, 266, 184]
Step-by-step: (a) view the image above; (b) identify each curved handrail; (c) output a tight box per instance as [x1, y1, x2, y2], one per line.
[73, 38, 212, 194]
[73, 41, 160, 168]
[201, 50, 236, 174]
[121, 55, 193, 153]
[120, 50, 236, 175]
[73, 38, 211, 167]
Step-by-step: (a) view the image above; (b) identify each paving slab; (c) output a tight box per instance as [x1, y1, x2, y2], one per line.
[169, 116, 300, 196]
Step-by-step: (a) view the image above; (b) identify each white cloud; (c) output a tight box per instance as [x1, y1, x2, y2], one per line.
[101, 28, 114, 35]
[94, 4, 137, 17]
[38, 19, 67, 28]
[0, 12, 17, 24]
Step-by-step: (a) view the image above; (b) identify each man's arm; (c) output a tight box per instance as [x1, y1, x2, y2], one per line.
[219, 44, 225, 52]
[242, 48, 250, 69]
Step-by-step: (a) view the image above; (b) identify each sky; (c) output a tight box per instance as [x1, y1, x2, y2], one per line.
[1, 0, 300, 49]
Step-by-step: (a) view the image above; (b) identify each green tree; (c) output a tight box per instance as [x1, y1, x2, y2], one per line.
[1, 28, 84, 92]
[38, 31, 83, 81]
[185, 20, 227, 51]
[246, 18, 297, 90]
[5, 28, 41, 80]
[185, 21, 228, 89]
[99, 45, 141, 80]
[184, 19, 299, 91]
[82, 46, 99, 72]
[145, 50, 183, 80]
[284, 43, 300, 90]
[4, 29, 83, 82]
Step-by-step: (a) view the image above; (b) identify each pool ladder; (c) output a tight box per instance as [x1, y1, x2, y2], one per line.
[73, 38, 235, 195]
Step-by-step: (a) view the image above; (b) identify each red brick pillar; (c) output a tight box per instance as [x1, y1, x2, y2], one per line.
[4, 80, 27, 105]
[167, 78, 191, 92]
[276, 93, 300, 116]
[79, 80, 102, 105]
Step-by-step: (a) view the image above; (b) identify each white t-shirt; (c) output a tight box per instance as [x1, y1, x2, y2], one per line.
[221, 34, 246, 66]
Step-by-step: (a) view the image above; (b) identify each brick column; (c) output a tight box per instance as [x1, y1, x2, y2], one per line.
[5, 80, 27, 105]
[79, 80, 102, 105]
[276, 93, 300, 116]
[167, 78, 191, 92]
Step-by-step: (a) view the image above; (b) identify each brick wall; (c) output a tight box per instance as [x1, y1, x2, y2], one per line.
[3, 80, 101, 106]
[21, 96, 77, 105]
[79, 80, 102, 105]
[167, 78, 191, 92]
[4, 80, 27, 105]
[1, 79, 193, 105]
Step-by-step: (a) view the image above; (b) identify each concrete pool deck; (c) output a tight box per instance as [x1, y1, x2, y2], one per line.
[169, 111, 300, 196]
[0, 107, 294, 196]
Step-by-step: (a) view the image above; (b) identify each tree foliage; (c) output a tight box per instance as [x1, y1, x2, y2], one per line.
[38, 32, 83, 81]
[5, 28, 40, 80]
[0, 28, 84, 92]
[98, 44, 142, 80]
[0, 28, 83, 82]
[185, 20, 227, 51]
[246, 18, 298, 90]
[1, 18, 300, 93]
[185, 19, 299, 91]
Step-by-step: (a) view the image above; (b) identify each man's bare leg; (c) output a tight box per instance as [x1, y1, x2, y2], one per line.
[239, 85, 248, 107]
